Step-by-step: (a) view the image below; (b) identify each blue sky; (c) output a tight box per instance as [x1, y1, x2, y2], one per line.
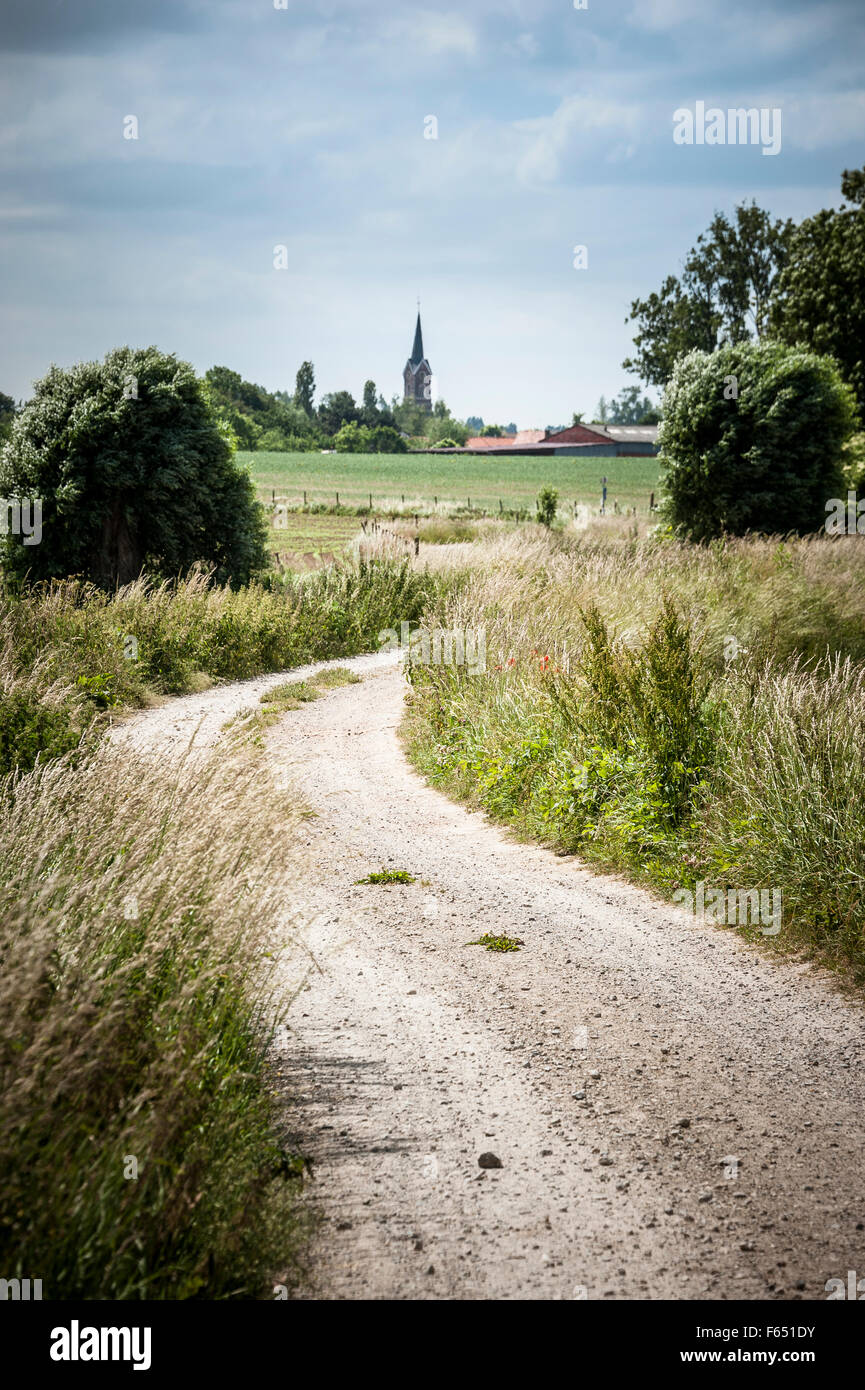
[1, 0, 863, 426]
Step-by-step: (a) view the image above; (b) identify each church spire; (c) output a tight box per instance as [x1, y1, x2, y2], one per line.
[410, 310, 424, 366]
[403, 303, 432, 411]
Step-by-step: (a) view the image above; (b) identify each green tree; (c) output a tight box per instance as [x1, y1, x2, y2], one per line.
[624, 203, 793, 387]
[658, 340, 856, 542]
[608, 386, 659, 424]
[426, 413, 469, 446]
[0, 347, 268, 588]
[334, 421, 372, 453]
[295, 361, 315, 416]
[204, 366, 319, 450]
[318, 390, 358, 436]
[368, 424, 408, 453]
[594, 396, 609, 424]
[362, 380, 378, 416]
[770, 166, 865, 416]
[480, 424, 503, 437]
[0, 392, 15, 445]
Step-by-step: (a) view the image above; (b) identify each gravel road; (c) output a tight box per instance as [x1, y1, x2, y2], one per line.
[120, 652, 865, 1301]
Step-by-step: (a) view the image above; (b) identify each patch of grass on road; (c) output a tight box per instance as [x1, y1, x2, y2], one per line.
[354, 869, 417, 885]
[466, 933, 525, 952]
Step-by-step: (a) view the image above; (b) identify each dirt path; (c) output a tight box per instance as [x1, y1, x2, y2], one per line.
[120, 654, 865, 1301]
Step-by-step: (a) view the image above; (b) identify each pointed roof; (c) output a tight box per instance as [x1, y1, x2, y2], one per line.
[409, 311, 425, 366]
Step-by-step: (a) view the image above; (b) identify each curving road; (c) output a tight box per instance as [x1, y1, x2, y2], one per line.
[123, 652, 865, 1301]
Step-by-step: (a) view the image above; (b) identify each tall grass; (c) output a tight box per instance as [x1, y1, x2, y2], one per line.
[0, 738, 309, 1298]
[404, 528, 865, 983]
[0, 556, 433, 775]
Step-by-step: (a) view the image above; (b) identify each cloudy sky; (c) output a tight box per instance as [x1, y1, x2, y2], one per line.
[1, 0, 863, 426]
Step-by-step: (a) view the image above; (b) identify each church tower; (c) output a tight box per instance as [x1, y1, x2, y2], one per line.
[403, 308, 432, 411]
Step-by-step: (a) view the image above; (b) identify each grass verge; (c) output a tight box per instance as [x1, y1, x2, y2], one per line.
[0, 557, 433, 776]
[0, 738, 312, 1298]
[403, 528, 865, 986]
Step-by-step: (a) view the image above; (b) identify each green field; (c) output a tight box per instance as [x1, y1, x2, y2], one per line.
[246, 451, 661, 514]
[267, 511, 362, 564]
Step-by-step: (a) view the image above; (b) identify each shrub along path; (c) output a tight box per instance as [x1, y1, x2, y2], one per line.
[122, 653, 865, 1300]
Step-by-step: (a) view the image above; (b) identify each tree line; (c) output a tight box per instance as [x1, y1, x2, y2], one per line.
[629, 167, 865, 542]
[623, 165, 865, 417]
[204, 362, 472, 454]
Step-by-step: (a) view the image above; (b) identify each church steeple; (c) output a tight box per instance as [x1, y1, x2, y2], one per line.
[403, 305, 432, 411]
[410, 311, 425, 366]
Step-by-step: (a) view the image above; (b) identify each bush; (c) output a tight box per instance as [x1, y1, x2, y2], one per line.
[335, 422, 407, 454]
[658, 341, 857, 541]
[536, 486, 558, 527]
[0, 346, 269, 588]
[334, 421, 371, 453]
[367, 424, 408, 453]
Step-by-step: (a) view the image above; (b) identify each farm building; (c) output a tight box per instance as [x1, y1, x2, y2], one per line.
[454, 423, 659, 457]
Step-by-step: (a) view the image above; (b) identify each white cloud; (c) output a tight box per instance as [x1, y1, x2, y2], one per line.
[783, 90, 865, 151]
[511, 32, 539, 59]
[626, 0, 705, 31]
[382, 11, 478, 57]
[514, 94, 644, 184]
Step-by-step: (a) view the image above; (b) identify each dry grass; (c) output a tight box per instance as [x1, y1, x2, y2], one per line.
[0, 556, 434, 776]
[404, 526, 865, 983]
[418, 526, 865, 668]
[0, 735, 311, 1298]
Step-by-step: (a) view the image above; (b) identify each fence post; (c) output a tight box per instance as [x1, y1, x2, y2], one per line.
[303, 490, 307, 507]
[369, 493, 372, 510]
[414, 534, 420, 556]
[336, 492, 339, 507]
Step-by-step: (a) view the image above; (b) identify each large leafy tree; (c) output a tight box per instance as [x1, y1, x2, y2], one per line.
[624, 203, 793, 387]
[770, 167, 865, 416]
[205, 364, 319, 449]
[0, 392, 15, 444]
[608, 386, 659, 424]
[658, 341, 856, 542]
[360, 379, 396, 429]
[295, 360, 315, 416]
[317, 389, 359, 435]
[362, 379, 378, 417]
[0, 347, 268, 588]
